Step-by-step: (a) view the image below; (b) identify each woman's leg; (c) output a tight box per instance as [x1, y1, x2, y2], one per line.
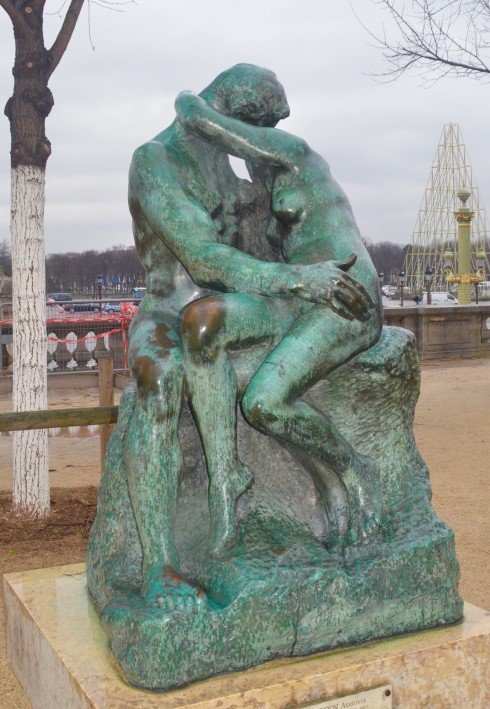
[242, 305, 382, 544]
[181, 293, 298, 556]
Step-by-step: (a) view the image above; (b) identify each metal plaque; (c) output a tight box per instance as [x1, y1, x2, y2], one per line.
[304, 684, 393, 709]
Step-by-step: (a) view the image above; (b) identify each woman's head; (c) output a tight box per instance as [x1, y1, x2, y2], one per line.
[200, 64, 290, 127]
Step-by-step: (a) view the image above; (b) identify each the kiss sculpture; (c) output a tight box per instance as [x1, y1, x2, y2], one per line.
[87, 64, 462, 691]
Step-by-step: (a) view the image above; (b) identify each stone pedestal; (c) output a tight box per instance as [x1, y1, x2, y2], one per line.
[4, 564, 490, 708]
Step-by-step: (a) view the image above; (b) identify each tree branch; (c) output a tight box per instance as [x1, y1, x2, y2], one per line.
[47, 0, 86, 78]
[359, 0, 490, 82]
[0, 0, 27, 30]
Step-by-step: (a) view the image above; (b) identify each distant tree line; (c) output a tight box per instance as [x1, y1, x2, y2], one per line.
[45, 244, 146, 295]
[0, 238, 412, 293]
[0, 241, 145, 295]
[362, 239, 410, 283]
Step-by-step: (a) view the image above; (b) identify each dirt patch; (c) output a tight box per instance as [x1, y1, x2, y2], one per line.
[414, 358, 490, 612]
[0, 487, 97, 546]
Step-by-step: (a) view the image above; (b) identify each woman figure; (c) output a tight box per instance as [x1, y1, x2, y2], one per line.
[176, 90, 383, 556]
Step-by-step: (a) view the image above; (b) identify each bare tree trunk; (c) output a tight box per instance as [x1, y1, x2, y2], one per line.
[1, 0, 86, 516]
[11, 164, 49, 516]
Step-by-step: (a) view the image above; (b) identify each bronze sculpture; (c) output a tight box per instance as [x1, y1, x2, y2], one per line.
[87, 64, 462, 691]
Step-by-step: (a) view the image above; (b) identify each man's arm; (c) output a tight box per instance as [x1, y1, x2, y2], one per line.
[175, 91, 307, 168]
[130, 143, 306, 295]
[129, 142, 373, 319]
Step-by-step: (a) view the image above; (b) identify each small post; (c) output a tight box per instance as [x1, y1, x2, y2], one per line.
[398, 270, 405, 307]
[97, 273, 104, 313]
[424, 265, 434, 305]
[98, 351, 114, 470]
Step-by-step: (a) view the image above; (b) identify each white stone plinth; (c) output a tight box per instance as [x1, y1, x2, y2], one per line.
[4, 564, 490, 708]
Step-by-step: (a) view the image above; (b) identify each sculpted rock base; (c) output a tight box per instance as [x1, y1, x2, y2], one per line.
[87, 327, 462, 691]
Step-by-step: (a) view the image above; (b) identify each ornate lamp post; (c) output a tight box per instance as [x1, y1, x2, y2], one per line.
[378, 272, 384, 294]
[97, 274, 104, 313]
[443, 188, 485, 305]
[424, 266, 434, 305]
[398, 270, 405, 307]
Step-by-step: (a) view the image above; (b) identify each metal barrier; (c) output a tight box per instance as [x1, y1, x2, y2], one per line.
[1, 299, 134, 374]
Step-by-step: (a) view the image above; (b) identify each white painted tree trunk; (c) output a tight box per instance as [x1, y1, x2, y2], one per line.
[11, 164, 50, 517]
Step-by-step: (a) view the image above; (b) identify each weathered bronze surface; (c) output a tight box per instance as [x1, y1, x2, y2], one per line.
[87, 65, 462, 691]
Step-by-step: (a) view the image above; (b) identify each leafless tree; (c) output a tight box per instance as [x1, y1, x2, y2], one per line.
[1, 0, 134, 516]
[362, 1, 490, 82]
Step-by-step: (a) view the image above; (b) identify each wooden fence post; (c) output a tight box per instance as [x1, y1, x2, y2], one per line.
[98, 352, 114, 470]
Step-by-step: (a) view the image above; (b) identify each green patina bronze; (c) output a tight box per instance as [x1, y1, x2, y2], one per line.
[87, 64, 462, 691]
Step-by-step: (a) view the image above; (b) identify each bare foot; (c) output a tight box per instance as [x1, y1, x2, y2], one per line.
[342, 454, 381, 545]
[209, 461, 254, 558]
[142, 564, 205, 611]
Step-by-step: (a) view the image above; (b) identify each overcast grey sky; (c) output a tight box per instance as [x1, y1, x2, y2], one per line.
[0, 1, 488, 254]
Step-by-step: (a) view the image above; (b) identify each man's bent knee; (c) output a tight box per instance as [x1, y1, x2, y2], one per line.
[181, 297, 228, 362]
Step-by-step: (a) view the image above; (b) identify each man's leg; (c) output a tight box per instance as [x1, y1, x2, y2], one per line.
[181, 293, 298, 556]
[124, 315, 200, 609]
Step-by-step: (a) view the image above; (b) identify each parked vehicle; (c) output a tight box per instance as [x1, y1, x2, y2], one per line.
[423, 292, 458, 304]
[46, 292, 72, 302]
[64, 301, 100, 313]
[381, 285, 397, 296]
[104, 302, 122, 314]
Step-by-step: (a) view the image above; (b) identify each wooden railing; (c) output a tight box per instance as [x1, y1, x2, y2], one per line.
[0, 406, 119, 432]
[0, 352, 121, 467]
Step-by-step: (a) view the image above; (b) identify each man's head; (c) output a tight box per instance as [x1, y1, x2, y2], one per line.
[200, 64, 290, 127]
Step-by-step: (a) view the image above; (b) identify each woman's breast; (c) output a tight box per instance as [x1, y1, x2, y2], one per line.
[271, 188, 305, 225]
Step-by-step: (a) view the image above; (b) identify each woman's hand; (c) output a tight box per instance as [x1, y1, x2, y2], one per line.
[292, 254, 376, 321]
